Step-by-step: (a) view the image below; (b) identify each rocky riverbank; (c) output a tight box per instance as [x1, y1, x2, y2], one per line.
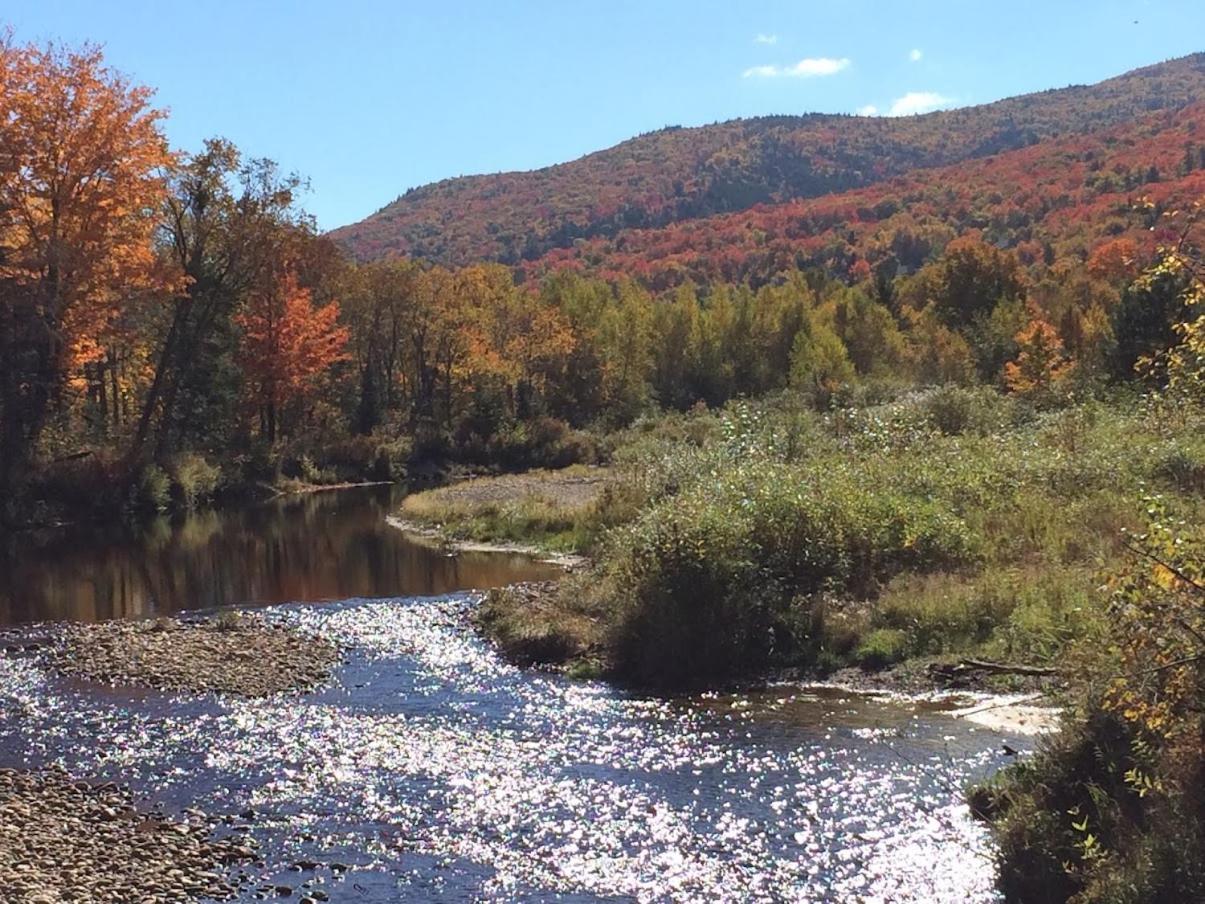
[53, 613, 339, 697]
[0, 768, 255, 903]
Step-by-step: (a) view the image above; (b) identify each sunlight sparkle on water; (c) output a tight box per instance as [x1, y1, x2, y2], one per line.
[0, 595, 1012, 902]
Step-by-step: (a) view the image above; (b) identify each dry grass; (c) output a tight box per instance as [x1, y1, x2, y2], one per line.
[474, 580, 607, 673]
[399, 467, 612, 552]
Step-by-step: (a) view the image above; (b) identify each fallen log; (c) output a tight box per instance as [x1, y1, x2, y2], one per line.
[958, 658, 1059, 676]
[928, 658, 1060, 683]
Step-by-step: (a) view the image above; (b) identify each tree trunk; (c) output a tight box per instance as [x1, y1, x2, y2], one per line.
[0, 285, 55, 524]
[134, 299, 187, 455]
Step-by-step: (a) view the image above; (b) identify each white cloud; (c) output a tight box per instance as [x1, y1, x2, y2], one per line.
[754, 33, 778, 45]
[742, 57, 851, 79]
[888, 90, 954, 115]
[909, 48, 923, 62]
[857, 104, 879, 116]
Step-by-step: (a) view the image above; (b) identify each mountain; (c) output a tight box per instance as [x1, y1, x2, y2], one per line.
[331, 54, 1205, 268]
[525, 100, 1205, 289]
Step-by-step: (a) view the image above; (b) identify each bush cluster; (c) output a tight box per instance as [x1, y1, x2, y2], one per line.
[530, 390, 1205, 688]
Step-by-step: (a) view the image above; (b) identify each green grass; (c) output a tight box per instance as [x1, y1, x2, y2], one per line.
[485, 388, 1204, 688]
[412, 495, 589, 551]
[398, 467, 613, 553]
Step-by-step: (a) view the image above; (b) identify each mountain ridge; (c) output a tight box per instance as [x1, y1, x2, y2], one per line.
[332, 53, 1205, 267]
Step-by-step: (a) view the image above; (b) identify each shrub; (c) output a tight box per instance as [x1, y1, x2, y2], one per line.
[317, 435, 411, 482]
[855, 628, 909, 670]
[31, 452, 127, 517]
[981, 505, 1205, 903]
[131, 464, 171, 514]
[237, 441, 279, 484]
[603, 460, 978, 686]
[278, 452, 337, 486]
[920, 384, 1014, 436]
[1153, 440, 1205, 494]
[167, 453, 221, 508]
[475, 582, 603, 667]
[986, 706, 1205, 904]
[403, 420, 452, 468]
[471, 416, 600, 471]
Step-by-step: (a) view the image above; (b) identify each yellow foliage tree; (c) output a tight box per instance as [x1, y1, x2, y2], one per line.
[1003, 306, 1075, 395]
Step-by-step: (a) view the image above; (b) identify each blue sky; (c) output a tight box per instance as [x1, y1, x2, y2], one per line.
[7, 1, 1204, 230]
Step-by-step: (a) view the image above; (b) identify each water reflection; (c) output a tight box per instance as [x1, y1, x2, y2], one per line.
[0, 486, 561, 624]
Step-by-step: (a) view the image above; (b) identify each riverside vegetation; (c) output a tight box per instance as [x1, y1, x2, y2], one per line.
[471, 387, 1204, 685]
[464, 225, 1205, 902]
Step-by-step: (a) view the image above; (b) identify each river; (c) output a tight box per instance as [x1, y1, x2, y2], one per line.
[0, 486, 561, 624]
[0, 487, 1018, 901]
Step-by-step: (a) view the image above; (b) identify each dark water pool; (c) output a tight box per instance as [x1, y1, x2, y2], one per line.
[0, 485, 561, 624]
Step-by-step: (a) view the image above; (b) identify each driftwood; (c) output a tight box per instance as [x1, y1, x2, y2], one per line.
[929, 658, 1060, 684]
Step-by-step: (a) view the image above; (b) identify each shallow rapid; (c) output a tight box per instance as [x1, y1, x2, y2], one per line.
[0, 592, 1020, 902]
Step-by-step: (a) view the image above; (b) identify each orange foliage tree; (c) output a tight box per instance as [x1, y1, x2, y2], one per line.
[456, 265, 575, 417]
[236, 272, 349, 443]
[1087, 237, 1142, 285]
[1003, 306, 1076, 395]
[0, 38, 173, 489]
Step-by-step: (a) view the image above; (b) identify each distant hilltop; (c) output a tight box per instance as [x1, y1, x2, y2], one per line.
[330, 52, 1205, 281]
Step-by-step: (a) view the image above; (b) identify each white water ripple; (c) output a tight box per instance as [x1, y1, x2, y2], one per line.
[0, 595, 1012, 902]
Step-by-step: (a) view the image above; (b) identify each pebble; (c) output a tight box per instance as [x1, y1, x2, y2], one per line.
[51, 614, 340, 697]
[0, 768, 255, 902]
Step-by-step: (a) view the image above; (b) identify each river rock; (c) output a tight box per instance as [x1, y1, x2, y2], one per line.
[0, 769, 254, 902]
[51, 613, 340, 697]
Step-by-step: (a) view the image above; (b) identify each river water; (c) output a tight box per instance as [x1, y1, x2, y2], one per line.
[0, 488, 1018, 902]
[0, 486, 561, 624]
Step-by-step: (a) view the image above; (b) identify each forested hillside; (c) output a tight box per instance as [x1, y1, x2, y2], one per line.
[528, 101, 1205, 288]
[332, 53, 1205, 266]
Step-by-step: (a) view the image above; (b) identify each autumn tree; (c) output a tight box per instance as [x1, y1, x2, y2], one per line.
[1112, 264, 1192, 380]
[0, 39, 173, 496]
[539, 272, 654, 426]
[345, 259, 424, 433]
[827, 286, 905, 375]
[135, 141, 315, 458]
[651, 283, 704, 409]
[745, 276, 812, 394]
[1086, 237, 1141, 285]
[1138, 201, 1205, 407]
[902, 307, 976, 385]
[596, 279, 655, 422]
[1028, 267, 1119, 379]
[901, 235, 1025, 330]
[789, 316, 854, 403]
[236, 271, 349, 443]
[1003, 305, 1075, 396]
[456, 264, 574, 418]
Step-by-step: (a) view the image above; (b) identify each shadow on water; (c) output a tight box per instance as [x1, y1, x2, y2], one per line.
[0, 485, 562, 624]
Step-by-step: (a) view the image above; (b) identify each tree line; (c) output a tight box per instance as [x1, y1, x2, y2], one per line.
[1, 37, 1197, 523]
